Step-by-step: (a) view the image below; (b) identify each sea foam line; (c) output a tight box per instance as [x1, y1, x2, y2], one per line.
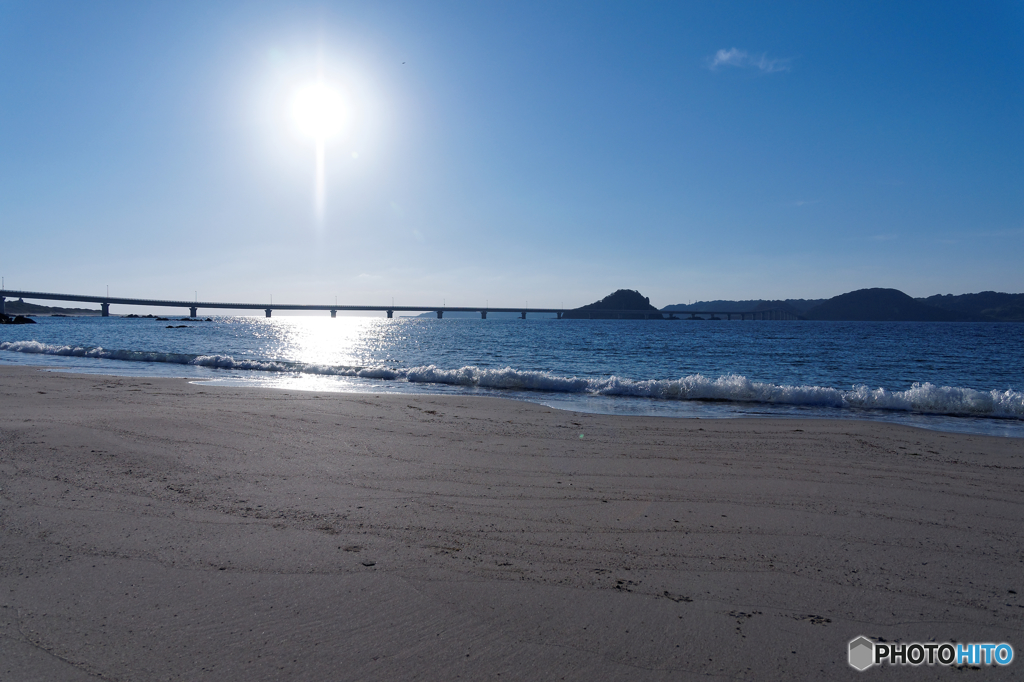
[2, 340, 1021, 419]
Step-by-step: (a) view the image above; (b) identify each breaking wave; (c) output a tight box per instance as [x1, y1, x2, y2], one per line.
[2, 340, 1022, 420]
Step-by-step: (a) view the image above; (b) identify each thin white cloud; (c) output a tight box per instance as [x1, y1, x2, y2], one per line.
[708, 48, 791, 73]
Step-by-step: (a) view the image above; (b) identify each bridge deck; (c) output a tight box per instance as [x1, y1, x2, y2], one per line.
[0, 289, 798, 319]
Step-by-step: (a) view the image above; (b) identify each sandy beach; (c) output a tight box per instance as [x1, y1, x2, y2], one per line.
[0, 365, 1021, 680]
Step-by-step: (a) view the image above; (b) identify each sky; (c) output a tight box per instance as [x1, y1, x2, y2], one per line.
[1, 1, 1022, 312]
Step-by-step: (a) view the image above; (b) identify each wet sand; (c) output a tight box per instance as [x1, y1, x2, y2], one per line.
[1, 365, 1021, 680]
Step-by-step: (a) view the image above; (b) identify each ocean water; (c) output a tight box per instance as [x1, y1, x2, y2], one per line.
[1, 315, 1022, 437]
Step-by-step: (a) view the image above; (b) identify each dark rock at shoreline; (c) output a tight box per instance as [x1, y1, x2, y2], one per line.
[0, 314, 36, 325]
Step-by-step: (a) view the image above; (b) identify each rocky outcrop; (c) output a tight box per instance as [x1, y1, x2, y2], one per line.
[562, 290, 664, 319]
[0, 314, 37, 324]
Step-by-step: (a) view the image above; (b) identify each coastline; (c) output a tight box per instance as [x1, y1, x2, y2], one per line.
[2, 347, 1022, 439]
[1, 365, 1022, 679]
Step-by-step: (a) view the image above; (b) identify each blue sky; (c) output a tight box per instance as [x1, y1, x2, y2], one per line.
[1, 1, 1021, 311]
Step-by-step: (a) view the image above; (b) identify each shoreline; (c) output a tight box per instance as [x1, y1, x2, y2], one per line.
[2, 365, 1022, 679]
[2, 354, 1022, 439]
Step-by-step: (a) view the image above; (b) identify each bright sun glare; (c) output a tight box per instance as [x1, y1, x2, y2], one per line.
[290, 81, 349, 221]
[291, 82, 347, 141]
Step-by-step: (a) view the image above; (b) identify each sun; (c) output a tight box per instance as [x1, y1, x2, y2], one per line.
[291, 82, 347, 142]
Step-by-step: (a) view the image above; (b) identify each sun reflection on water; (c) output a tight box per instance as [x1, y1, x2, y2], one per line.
[227, 316, 401, 368]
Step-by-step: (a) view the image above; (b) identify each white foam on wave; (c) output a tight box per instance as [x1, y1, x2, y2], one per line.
[2, 340, 1021, 420]
[0, 340, 197, 365]
[402, 366, 1023, 418]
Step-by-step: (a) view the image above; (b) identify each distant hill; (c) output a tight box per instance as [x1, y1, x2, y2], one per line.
[661, 290, 1023, 321]
[804, 288, 970, 321]
[662, 299, 825, 315]
[917, 292, 1024, 322]
[562, 289, 664, 319]
[2, 298, 101, 316]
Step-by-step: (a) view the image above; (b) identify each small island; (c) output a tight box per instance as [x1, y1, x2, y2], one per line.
[561, 289, 665, 319]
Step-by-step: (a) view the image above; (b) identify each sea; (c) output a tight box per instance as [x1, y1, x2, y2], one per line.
[1, 315, 1022, 437]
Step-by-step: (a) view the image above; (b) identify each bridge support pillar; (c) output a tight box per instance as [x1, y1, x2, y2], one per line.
[265, 309, 272, 318]
[190, 306, 197, 318]
[386, 309, 393, 318]
[101, 302, 110, 317]
[556, 312, 562, 319]
[0, 296, 4, 316]
[436, 310, 443, 319]
[330, 310, 336, 318]
[480, 311, 487, 319]
[520, 311, 526, 319]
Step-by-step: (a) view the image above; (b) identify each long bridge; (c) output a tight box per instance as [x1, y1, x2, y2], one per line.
[0, 289, 800, 320]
